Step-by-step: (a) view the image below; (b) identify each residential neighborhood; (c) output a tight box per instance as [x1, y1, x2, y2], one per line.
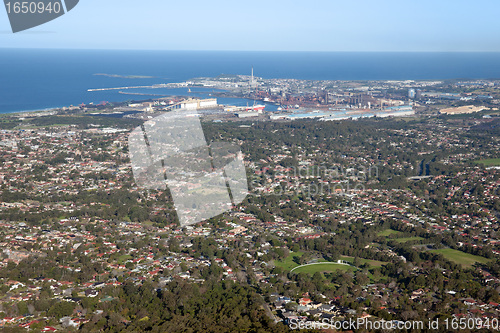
[0, 82, 497, 331]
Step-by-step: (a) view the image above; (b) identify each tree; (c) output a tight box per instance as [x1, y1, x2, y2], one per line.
[47, 301, 75, 319]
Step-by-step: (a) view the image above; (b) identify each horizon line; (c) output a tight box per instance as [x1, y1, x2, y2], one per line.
[2, 47, 500, 53]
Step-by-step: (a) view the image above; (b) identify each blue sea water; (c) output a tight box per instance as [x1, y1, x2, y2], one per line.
[1, 49, 500, 114]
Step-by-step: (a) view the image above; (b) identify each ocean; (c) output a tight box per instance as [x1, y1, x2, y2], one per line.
[1, 49, 500, 114]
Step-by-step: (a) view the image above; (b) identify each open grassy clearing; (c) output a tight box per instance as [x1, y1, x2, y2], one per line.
[430, 248, 492, 268]
[339, 255, 387, 267]
[475, 158, 500, 166]
[274, 251, 304, 270]
[291, 263, 356, 274]
[377, 229, 403, 237]
[393, 237, 425, 243]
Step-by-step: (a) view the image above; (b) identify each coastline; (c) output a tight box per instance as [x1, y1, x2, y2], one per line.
[0, 108, 63, 117]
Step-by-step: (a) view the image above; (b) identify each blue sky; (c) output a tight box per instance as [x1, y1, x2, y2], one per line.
[1, 0, 499, 51]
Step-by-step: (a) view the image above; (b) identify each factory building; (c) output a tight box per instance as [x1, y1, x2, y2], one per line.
[236, 112, 260, 118]
[178, 98, 218, 110]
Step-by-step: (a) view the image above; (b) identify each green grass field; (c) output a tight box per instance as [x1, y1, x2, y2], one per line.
[117, 255, 133, 264]
[276, 251, 387, 273]
[475, 158, 500, 166]
[291, 263, 356, 274]
[377, 229, 403, 237]
[274, 251, 304, 270]
[378, 229, 424, 244]
[339, 256, 387, 267]
[431, 248, 491, 268]
[393, 237, 425, 243]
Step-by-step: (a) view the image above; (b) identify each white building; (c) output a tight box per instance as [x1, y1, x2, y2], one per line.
[179, 98, 218, 110]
